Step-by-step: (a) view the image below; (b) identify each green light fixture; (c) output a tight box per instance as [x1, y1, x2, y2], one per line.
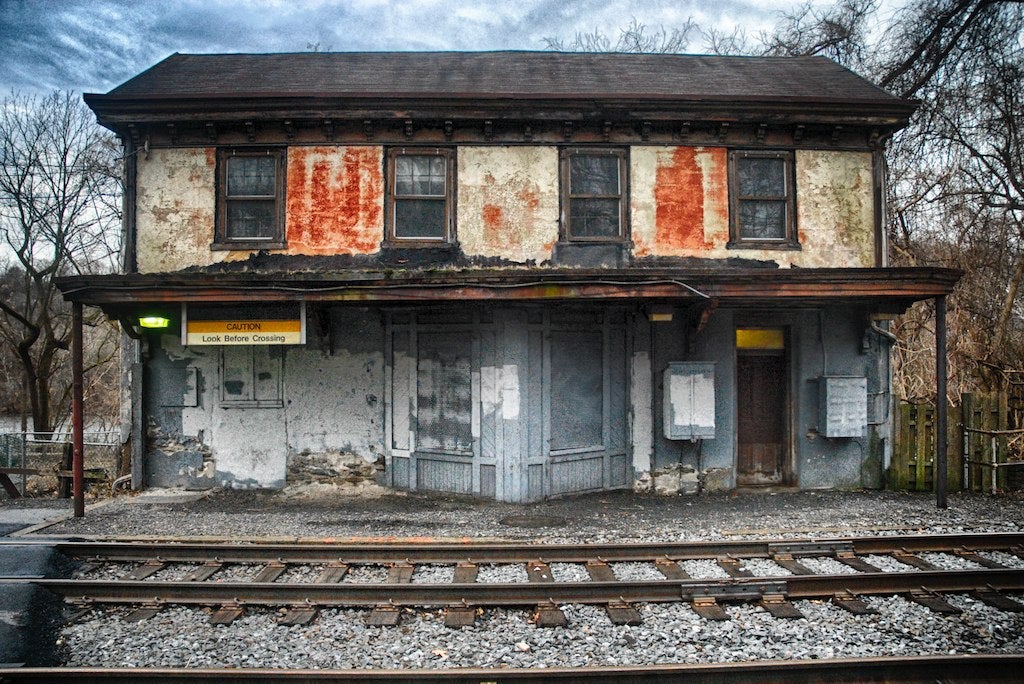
[138, 315, 170, 329]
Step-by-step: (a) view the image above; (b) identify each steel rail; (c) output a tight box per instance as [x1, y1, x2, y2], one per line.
[3, 655, 1024, 682]
[22, 568, 1024, 608]
[39, 531, 1024, 564]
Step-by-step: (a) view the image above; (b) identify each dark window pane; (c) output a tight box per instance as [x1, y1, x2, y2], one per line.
[570, 198, 620, 237]
[551, 331, 603, 451]
[739, 200, 786, 239]
[226, 200, 276, 239]
[227, 156, 276, 196]
[395, 155, 445, 197]
[738, 157, 786, 197]
[570, 155, 619, 195]
[395, 198, 446, 238]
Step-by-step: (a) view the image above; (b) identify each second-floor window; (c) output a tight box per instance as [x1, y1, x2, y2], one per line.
[387, 148, 454, 244]
[561, 148, 628, 242]
[728, 150, 798, 249]
[215, 148, 286, 249]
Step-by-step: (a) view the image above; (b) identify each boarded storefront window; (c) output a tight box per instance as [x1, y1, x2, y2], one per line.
[220, 346, 284, 408]
[416, 332, 474, 453]
[550, 330, 603, 451]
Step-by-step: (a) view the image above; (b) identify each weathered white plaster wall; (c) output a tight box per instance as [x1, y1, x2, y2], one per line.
[457, 146, 560, 263]
[795, 150, 875, 267]
[630, 349, 653, 476]
[136, 148, 226, 273]
[284, 311, 385, 460]
[149, 312, 385, 489]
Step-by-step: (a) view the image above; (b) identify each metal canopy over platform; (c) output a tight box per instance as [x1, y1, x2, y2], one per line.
[57, 266, 960, 314]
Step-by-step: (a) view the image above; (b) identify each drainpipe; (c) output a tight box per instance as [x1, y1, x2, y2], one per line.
[935, 295, 948, 509]
[72, 302, 85, 518]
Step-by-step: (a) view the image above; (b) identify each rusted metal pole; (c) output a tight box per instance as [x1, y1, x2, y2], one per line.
[935, 295, 948, 509]
[72, 302, 85, 518]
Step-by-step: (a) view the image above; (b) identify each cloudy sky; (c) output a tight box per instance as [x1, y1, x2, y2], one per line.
[1, 0, 858, 95]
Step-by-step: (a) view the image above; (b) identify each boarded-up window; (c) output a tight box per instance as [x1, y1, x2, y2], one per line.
[550, 330, 603, 451]
[220, 346, 284, 408]
[416, 332, 473, 453]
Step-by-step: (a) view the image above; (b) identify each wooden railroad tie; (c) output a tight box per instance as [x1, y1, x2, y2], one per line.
[122, 559, 165, 581]
[183, 561, 223, 582]
[834, 551, 882, 573]
[832, 590, 878, 615]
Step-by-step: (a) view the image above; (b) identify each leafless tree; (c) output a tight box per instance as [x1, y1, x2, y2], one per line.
[543, 1, 1024, 401]
[0, 91, 121, 435]
[543, 18, 697, 53]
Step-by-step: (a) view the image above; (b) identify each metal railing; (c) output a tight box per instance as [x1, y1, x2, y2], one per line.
[0, 430, 120, 496]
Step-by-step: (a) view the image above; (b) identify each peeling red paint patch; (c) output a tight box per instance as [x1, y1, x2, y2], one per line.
[286, 147, 383, 255]
[482, 203, 503, 248]
[654, 148, 715, 251]
[204, 148, 216, 168]
[516, 187, 540, 211]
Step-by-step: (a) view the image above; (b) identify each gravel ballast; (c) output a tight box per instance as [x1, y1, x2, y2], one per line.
[16, 488, 1024, 669]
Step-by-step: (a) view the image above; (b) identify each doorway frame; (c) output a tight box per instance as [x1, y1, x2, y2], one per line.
[733, 324, 794, 487]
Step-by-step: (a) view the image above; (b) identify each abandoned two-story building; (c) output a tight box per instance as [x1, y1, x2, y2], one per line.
[59, 52, 958, 502]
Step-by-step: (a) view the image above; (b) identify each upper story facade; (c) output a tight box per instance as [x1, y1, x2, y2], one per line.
[84, 52, 917, 276]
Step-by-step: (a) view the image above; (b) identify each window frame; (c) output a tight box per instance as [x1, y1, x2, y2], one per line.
[213, 147, 287, 251]
[219, 346, 284, 409]
[727, 149, 799, 250]
[384, 147, 455, 246]
[559, 147, 629, 243]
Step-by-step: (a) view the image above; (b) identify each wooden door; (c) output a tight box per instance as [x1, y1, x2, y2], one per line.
[736, 353, 787, 485]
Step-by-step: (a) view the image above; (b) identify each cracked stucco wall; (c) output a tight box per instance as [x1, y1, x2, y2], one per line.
[457, 146, 560, 263]
[143, 309, 385, 489]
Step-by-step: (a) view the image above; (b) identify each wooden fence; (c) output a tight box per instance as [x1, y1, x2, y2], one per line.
[890, 393, 1024, 492]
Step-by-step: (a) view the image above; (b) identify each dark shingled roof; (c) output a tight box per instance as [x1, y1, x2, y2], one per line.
[93, 51, 903, 106]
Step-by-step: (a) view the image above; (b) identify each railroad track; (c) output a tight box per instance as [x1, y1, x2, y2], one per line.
[3, 532, 1024, 681]
[8, 532, 1024, 628]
